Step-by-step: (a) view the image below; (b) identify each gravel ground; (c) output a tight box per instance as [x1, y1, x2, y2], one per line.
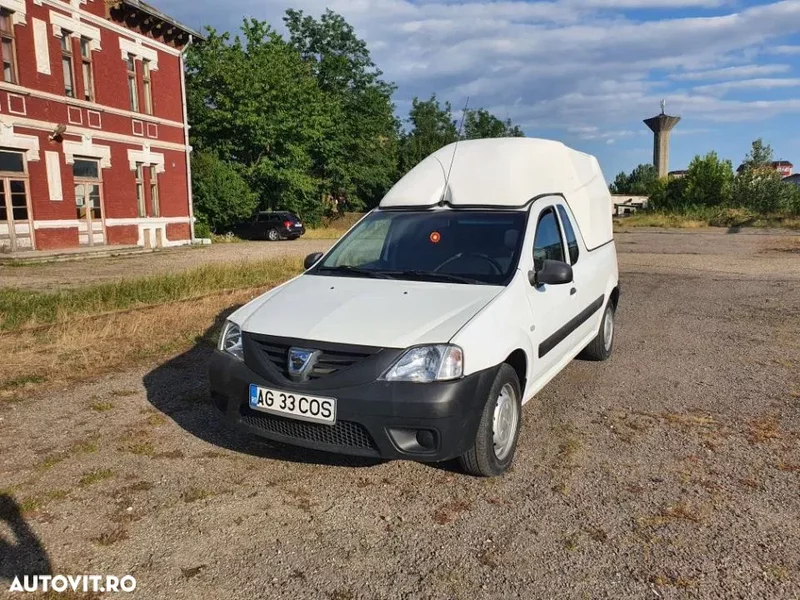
[0, 239, 334, 291]
[1, 228, 799, 599]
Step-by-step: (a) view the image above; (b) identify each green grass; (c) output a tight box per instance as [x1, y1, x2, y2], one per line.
[615, 207, 800, 230]
[0, 257, 302, 331]
[79, 468, 114, 487]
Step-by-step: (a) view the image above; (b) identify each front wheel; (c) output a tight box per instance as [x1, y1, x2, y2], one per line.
[581, 301, 615, 361]
[459, 364, 522, 477]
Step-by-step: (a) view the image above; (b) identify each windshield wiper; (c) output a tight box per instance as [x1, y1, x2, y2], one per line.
[379, 270, 486, 285]
[317, 265, 393, 279]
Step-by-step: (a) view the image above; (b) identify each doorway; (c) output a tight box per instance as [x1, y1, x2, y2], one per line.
[0, 149, 33, 252]
[73, 158, 105, 246]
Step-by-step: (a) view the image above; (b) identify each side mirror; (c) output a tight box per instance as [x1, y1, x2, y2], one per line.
[528, 259, 573, 286]
[304, 252, 324, 270]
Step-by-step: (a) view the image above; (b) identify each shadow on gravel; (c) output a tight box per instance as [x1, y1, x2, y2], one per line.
[0, 494, 52, 581]
[142, 307, 383, 470]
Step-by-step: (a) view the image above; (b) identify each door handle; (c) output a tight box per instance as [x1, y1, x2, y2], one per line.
[570, 287, 577, 296]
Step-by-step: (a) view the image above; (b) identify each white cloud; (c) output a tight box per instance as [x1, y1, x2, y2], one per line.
[769, 44, 800, 54]
[693, 78, 800, 94]
[670, 64, 792, 80]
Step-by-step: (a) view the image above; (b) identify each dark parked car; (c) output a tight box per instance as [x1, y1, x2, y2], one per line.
[237, 211, 306, 241]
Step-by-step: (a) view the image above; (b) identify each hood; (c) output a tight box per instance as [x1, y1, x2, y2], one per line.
[239, 273, 503, 349]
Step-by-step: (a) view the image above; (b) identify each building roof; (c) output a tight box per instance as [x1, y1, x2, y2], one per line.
[774, 160, 793, 167]
[107, 0, 204, 44]
[379, 138, 613, 250]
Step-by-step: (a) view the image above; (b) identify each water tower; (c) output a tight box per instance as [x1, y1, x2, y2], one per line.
[644, 100, 680, 178]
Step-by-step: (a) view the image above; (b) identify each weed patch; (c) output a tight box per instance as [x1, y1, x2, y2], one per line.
[79, 469, 114, 487]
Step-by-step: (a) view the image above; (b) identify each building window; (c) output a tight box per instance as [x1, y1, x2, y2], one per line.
[135, 162, 145, 217]
[127, 53, 139, 112]
[80, 37, 94, 102]
[62, 32, 75, 98]
[142, 59, 153, 115]
[149, 165, 159, 217]
[0, 8, 18, 84]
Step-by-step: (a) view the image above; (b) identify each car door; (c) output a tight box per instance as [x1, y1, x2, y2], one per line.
[555, 202, 605, 344]
[524, 204, 577, 381]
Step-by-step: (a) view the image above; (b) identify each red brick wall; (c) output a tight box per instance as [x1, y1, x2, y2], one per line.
[106, 225, 139, 245]
[35, 228, 79, 250]
[166, 223, 190, 241]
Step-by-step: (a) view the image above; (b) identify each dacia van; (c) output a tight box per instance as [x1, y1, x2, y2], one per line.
[210, 138, 620, 476]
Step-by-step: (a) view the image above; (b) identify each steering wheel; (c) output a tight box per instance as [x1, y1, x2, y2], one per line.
[433, 252, 503, 275]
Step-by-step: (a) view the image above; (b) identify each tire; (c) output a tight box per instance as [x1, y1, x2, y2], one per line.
[267, 228, 281, 241]
[581, 301, 616, 361]
[459, 364, 522, 477]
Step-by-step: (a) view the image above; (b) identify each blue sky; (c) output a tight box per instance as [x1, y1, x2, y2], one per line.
[163, 0, 800, 179]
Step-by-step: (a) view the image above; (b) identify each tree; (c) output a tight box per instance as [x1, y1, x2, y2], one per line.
[284, 9, 400, 212]
[609, 164, 658, 195]
[399, 95, 459, 172]
[191, 151, 258, 232]
[740, 138, 773, 173]
[462, 109, 524, 140]
[683, 152, 734, 207]
[185, 20, 333, 225]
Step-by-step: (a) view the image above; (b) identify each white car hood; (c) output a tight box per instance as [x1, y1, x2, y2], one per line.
[239, 274, 503, 349]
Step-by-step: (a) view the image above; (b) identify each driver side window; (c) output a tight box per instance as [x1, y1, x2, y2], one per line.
[533, 208, 565, 267]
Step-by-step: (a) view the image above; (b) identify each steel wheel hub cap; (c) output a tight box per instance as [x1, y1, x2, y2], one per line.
[492, 383, 519, 460]
[604, 307, 614, 352]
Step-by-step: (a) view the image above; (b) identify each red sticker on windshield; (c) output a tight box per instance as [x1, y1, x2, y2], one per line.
[430, 231, 441, 244]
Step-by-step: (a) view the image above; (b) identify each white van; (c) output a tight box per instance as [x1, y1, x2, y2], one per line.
[210, 138, 620, 476]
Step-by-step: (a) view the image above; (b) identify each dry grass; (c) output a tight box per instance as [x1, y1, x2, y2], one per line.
[0, 286, 271, 400]
[663, 412, 717, 428]
[79, 468, 114, 487]
[747, 417, 781, 444]
[0, 257, 301, 332]
[303, 228, 345, 240]
[615, 214, 707, 229]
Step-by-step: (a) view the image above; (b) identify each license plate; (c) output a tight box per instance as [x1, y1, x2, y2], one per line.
[248, 384, 336, 425]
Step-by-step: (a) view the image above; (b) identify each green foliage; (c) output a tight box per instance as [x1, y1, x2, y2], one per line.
[740, 138, 773, 172]
[191, 151, 257, 233]
[399, 95, 459, 172]
[683, 152, 734, 207]
[186, 12, 527, 221]
[626, 138, 799, 222]
[284, 9, 400, 213]
[462, 109, 524, 140]
[186, 20, 332, 225]
[609, 164, 658, 195]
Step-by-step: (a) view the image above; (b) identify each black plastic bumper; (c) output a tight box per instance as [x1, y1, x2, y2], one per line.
[208, 350, 498, 462]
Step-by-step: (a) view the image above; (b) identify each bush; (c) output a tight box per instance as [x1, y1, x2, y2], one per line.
[192, 151, 258, 233]
[194, 221, 212, 239]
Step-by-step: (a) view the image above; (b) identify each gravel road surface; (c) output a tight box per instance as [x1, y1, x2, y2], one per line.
[1, 228, 799, 599]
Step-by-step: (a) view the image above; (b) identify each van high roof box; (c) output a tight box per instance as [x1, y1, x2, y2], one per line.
[379, 138, 613, 251]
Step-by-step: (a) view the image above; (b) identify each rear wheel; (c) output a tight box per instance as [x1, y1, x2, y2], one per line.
[581, 301, 615, 361]
[459, 364, 522, 477]
[267, 228, 281, 241]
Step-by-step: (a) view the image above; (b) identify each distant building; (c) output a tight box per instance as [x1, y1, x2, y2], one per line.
[611, 195, 649, 217]
[668, 170, 688, 179]
[736, 161, 793, 176]
[784, 174, 800, 187]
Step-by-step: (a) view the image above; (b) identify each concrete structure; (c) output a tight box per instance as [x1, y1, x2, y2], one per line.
[611, 194, 648, 217]
[784, 174, 800, 187]
[668, 169, 687, 179]
[0, 0, 200, 253]
[737, 161, 793, 176]
[643, 101, 680, 179]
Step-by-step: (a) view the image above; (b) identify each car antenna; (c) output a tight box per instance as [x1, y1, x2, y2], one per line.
[440, 96, 470, 206]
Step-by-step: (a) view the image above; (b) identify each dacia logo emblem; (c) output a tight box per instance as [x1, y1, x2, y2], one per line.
[287, 347, 320, 381]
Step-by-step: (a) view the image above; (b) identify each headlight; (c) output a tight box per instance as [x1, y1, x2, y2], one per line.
[382, 345, 463, 382]
[219, 321, 243, 361]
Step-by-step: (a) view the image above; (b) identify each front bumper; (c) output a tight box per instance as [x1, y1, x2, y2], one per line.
[208, 350, 497, 462]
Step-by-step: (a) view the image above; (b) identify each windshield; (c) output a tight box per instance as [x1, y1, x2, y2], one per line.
[312, 209, 527, 285]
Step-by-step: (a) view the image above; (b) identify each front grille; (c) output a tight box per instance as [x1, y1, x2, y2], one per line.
[241, 408, 377, 451]
[250, 337, 378, 380]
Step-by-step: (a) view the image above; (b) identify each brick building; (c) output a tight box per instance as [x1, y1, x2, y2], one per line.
[0, 0, 200, 252]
